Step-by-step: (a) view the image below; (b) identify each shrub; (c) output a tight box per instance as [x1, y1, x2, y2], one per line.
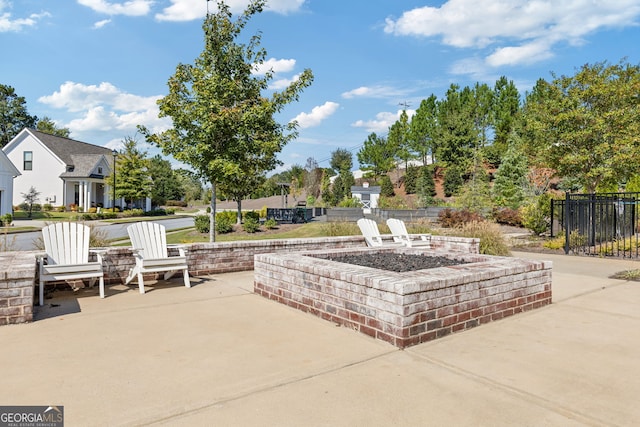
[1, 214, 12, 226]
[144, 208, 167, 216]
[379, 175, 395, 197]
[521, 193, 552, 235]
[259, 205, 268, 219]
[443, 165, 463, 197]
[43, 204, 53, 212]
[377, 196, 408, 209]
[242, 217, 260, 233]
[492, 207, 523, 227]
[215, 215, 234, 234]
[96, 212, 117, 220]
[88, 207, 98, 214]
[264, 218, 278, 229]
[56, 206, 66, 212]
[451, 220, 511, 256]
[438, 208, 484, 228]
[243, 210, 260, 222]
[543, 236, 565, 250]
[165, 208, 176, 215]
[81, 213, 98, 221]
[337, 197, 362, 208]
[194, 215, 210, 233]
[166, 200, 188, 207]
[216, 210, 236, 224]
[122, 208, 144, 218]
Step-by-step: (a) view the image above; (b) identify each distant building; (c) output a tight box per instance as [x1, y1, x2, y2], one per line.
[351, 182, 380, 214]
[3, 128, 150, 211]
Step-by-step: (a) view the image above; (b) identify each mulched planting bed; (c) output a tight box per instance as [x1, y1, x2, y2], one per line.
[328, 252, 469, 272]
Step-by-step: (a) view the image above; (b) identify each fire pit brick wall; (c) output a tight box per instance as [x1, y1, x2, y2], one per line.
[0, 253, 37, 325]
[254, 248, 552, 349]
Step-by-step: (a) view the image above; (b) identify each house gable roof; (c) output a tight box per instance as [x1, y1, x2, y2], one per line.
[59, 154, 109, 178]
[27, 129, 112, 165]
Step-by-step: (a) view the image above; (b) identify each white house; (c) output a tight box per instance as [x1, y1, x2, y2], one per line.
[3, 128, 118, 210]
[0, 149, 20, 216]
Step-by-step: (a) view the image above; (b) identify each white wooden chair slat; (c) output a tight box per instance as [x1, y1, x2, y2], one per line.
[357, 218, 401, 247]
[39, 222, 105, 306]
[386, 218, 431, 248]
[126, 222, 190, 294]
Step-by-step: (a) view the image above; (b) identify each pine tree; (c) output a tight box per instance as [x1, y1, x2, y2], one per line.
[416, 166, 436, 207]
[380, 175, 395, 197]
[492, 137, 529, 209]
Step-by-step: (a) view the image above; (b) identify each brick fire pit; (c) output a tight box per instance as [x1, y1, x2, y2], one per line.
[254, 247, 552, 348]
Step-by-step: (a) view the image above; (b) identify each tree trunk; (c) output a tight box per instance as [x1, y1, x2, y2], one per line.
[209, 181, 216, 243]
[236, 200, 242, 224]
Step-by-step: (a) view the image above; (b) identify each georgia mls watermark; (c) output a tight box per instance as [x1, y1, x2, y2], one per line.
[0, 406, 63, 427]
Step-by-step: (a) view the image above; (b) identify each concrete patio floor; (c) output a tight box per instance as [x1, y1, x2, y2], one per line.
[0, 251, 638, 426]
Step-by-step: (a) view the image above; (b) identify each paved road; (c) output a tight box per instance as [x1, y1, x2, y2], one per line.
[6, 216, 196, 251]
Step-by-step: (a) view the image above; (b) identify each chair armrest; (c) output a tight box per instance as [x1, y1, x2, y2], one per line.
[89, 248, 107, 263]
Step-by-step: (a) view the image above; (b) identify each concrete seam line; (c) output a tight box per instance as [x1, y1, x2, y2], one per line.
[406, 350, 609, 427]
[137, 349, 398, 426]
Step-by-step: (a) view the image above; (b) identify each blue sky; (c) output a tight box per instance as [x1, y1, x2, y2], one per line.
[2, 0, 640, 172]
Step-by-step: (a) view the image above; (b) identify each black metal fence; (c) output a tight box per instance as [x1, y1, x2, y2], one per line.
[551, 192, 640, 257]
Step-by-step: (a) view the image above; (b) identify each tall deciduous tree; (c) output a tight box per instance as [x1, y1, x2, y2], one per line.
[140, 0, 313, 241]
[148, 155, 184, 206]
[0, 84, 37, 146]
[524, 59, 640, 193]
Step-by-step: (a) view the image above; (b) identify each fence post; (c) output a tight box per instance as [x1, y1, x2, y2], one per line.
[564, 191, 570, 254]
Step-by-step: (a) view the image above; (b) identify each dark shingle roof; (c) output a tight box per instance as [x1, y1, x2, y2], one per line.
[29, 128, 112, 166]
[59, 154, 105, 178]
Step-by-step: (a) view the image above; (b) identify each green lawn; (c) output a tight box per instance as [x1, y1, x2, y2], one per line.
[165, 221, 361, 244]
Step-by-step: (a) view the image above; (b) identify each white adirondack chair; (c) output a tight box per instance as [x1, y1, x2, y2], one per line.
[386, 218, 431, 247]
[356, 218, 401, 247]
[125, 222, 190, 294]
[39, 222, 105, 306]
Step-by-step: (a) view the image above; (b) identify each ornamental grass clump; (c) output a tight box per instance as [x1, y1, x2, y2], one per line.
[451, 220, 511, 256]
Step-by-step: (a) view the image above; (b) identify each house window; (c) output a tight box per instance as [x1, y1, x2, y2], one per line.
[98, 167, 103, 174]
[23, 151, 33, 171]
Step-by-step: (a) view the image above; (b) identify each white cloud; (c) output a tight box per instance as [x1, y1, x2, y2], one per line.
[93, 18, 111, 29]
[38, 81, 171, 137]
[290, 101, 339, 129]
[77, 0, 151, 16]
[341, 85, 409, 99]
[253, 58, 296, 75]
[156, 0, 305, 22]
[270, 73, 301, 90]
[351, 110, 415, 133]
[0, 2, 50, 32]
[385, 0, 640, 68]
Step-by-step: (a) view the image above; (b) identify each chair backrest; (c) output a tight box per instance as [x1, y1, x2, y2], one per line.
[42, 222, 91, 265]
[386, 218, 408, 243]
[357, 218, 382, 247]
[127, 222, 168, 259]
